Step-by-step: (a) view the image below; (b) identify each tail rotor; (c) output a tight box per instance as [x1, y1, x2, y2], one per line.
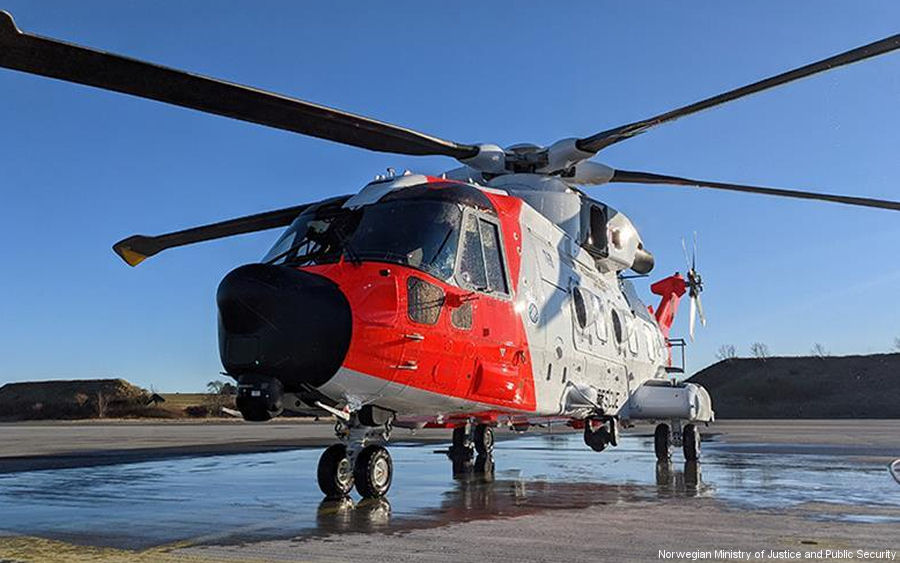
[682, 233, 706, 341]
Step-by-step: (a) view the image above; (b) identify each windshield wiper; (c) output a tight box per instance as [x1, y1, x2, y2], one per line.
[426, 227, 455, 266]
[333, 223, 362, 266]
[265, 239, 307, 265]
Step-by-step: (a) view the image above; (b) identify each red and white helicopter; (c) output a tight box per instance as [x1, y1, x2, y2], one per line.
[2, 12, 898, 499]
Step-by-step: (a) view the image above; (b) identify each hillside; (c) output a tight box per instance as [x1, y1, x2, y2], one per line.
[687, 353, 900, 418]
[0, 380, 234, 420]
[0, 379, 149, 420]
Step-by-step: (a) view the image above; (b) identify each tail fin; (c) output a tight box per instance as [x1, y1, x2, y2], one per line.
[650, 273, 687, 339]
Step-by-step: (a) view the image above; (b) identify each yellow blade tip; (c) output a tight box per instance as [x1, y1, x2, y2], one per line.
[115, 246, 147, 267]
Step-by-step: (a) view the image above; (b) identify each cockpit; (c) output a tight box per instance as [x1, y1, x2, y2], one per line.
[263, 182, 510, 294]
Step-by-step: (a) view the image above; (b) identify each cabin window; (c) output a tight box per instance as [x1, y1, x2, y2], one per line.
[644, 326, 656, 359]
[407, 277, 445, 325]
[573, 287, 589, 329]
[611, 309, 623, 343]
[628, 318, 639, 355]
[450, 301, 473, 330]
[457, 212, 509, 295]
[595, 297, 609, 342]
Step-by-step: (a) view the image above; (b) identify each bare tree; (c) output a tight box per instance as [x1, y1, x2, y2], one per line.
[810, 343, 829, 358]
[750, 342, 769, 361]
[716, 344, 738, 362]
[894, 337, 900, 352]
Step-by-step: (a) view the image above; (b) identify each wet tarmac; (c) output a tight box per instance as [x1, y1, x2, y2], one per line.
[0, 431, 897, 551]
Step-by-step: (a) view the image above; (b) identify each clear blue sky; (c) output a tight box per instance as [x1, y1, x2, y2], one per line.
[1, 1, 898, 392]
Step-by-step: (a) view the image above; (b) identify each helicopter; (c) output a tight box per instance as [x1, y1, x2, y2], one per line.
[1, 11, 898, 500]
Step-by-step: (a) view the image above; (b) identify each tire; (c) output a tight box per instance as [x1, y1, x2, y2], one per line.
[583, 420, 609, 452]
[683, 424, 701, 462]
[474, 424, 494, 455]
[452, 426, 468, 449]
[317, 444, 354, 498]
[654, 423, 671, 461]
[354, 445, 393, 498]
[608, 418, 619, 447]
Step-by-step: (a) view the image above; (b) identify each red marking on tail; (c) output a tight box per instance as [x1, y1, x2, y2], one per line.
[650, 273, 687, 339]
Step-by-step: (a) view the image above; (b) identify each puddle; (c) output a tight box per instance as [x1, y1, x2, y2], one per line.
[0, 433, 896, 549]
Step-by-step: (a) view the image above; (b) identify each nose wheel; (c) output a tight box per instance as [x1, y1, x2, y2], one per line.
[317, 443, 355, 498]
[318, 443, 395, 499]
[318, 415, 395, 500]
[353, 445, 393, 498]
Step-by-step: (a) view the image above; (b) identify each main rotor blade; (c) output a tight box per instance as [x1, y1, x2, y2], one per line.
[577, 34, 900, 154]
[0, 12, 478, 159]
[609, 169, 900, 212]
[113, 203, 310, 266]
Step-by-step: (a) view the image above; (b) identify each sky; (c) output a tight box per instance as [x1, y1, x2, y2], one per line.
[0, 1, 898, 392]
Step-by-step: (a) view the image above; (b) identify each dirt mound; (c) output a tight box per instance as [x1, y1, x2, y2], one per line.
[687, 353, 900, 418]
[0, 379, 149, 420]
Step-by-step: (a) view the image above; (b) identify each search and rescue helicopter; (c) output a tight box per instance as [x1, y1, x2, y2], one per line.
[1, 11, 898, 499]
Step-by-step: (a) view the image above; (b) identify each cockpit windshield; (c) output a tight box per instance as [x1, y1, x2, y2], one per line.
[263, 198, 463, 281]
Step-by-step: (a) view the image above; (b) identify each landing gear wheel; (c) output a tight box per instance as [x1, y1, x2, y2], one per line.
[654, 423, 672, 461]
[608, 418, 619, 447]
[584, 420, 610, 452]
[450, 425, 471, 458]
[683, 424, 701, 462]
[317, 444, 354, 498]
[452, 426, 468, 449]
[354, 445, 393, 498]
[474, 424, 494, 455]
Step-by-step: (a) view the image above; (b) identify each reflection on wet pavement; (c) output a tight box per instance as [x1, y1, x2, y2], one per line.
[0, 433, 896, 550]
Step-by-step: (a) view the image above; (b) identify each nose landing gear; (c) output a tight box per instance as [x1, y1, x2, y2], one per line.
[317, 414, 395, 499]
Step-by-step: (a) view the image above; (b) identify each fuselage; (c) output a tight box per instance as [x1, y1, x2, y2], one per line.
[218, 174, 669, 426]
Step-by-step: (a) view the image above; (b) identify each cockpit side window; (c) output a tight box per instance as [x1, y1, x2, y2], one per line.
[480, 218, 509, 295]
[458, 213, 487, 290]
[456, 211, 510, 296]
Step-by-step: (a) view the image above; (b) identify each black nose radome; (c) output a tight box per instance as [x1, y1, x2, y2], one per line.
[217, 263, 351, 390]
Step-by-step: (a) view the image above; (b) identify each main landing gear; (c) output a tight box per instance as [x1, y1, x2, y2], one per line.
[448, 422, 495, 481]
[654, 422, 701, 462]
[451, 422, 494, 456]
[583, 416, 619, 452]
[317, 410, 395, 499]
